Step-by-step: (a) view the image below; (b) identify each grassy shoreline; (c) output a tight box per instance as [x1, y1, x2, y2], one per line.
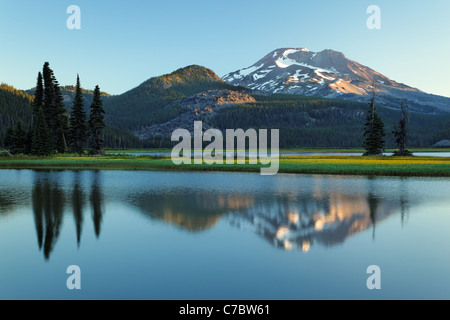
[103, 147, 450, 154]
[0, 155, 449, 177]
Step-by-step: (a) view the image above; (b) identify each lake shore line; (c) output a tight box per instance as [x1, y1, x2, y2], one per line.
[0, 155, 449, 177]
[103, 147, 450, 154]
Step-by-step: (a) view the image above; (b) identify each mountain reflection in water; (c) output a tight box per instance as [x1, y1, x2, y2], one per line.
[0, 171, 414, 259]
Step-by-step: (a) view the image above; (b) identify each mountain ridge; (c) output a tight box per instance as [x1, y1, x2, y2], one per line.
[3, 60, 450, 149]
[0, 83, 140, 149]
[223, 47, 450, 113]
[102, 65, 248, 131]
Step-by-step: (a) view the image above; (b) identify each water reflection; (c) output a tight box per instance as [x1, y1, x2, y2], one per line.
[0, 171, 417, 258]
[32, 173, 64, 259]
[0, 184, 29, 217]
[91, 172, 103, 238]
[225, 191, 401, 252]
[129, 191, 253, 231]
[129, 178, 408, 252]
[0, 190, 19, 217]
[399, 177, 410, 227]
[72, 172, 84, 247]
[29, 171, 104, 259]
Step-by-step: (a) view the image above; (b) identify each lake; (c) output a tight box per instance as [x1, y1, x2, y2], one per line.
[0, 169, 449, 299]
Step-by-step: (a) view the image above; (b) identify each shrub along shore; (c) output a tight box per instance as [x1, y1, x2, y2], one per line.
[0, 154, 449, 177]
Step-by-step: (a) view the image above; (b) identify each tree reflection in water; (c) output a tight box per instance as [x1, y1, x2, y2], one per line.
[30, 170, 104, 260]
[32, 172, 64, 260]
[5, 172, 413, 258]
[130, 177, 411, 252]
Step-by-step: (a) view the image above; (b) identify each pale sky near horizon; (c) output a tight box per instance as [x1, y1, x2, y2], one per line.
[0, 0, 449, 97]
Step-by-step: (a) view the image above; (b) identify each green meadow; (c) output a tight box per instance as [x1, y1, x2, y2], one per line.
[0, 153, 449, 177]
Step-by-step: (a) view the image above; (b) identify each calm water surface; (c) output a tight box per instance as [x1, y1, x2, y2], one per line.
[0, 169, 449, 299]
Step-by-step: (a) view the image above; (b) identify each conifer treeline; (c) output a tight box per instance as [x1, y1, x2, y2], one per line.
[363, 92, 412, 156]
[4, 62, 106, 155]
[363, 93, 386, 156]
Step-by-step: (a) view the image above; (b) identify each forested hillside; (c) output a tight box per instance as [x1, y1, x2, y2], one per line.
[0, 84, 33, 146]
[103, 65, 247, 131]
[26, 86, 112, 115]
[209, 94, 450, 148]
[1, 83, 140, 149]
[4, 64, 450, 150]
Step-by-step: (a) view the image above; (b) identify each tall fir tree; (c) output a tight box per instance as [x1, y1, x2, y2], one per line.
[4, 127, 15, 150]
[32, 72, 44, 125]
[393, 100, 412, 156]
[32, 107, 52, 156]
[40, 62, 71, 153]
[52, 79, 70, 153]
[25, 126, 33, 155]
[42, 62, 55, 130]
[69, 75, 87, 154]
[88, 85, 106, 155]
[12, 122, 26, 154]
[363, 93, 385, 156]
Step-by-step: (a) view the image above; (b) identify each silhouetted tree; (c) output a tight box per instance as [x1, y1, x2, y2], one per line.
[41, 62, 71, 153]
[88, 86, 106, 155]
[363, 93, 385, 156]
[4, 127, 14, 150]
[52, 80, 69, 153]
[393, 100, 412, 156]
[42, 62, 55, 136]
[32, 108, 52, 156]
[69, 75, 87, 154]
[32, 72, 44, 125]
[11, 122, 26, 154]
[24, 126, 33, 154]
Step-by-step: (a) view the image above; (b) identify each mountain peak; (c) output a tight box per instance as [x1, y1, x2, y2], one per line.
[158, 65, 222, 86]
[222, 47, 450, 113]
[103, 65, 247, 131]
[222, 48, 438, 111]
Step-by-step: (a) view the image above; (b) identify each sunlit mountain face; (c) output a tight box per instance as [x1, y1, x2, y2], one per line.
[223, 48, 450, 113]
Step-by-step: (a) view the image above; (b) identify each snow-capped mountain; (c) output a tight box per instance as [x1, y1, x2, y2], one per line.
[223, 48, 450, 113]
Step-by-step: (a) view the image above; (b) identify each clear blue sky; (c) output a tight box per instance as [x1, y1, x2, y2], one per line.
[1, 0, 449, 97]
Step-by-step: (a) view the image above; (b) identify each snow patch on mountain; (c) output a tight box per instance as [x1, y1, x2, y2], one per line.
[315, 70, 335, 81]
[222, 47, 450, 113]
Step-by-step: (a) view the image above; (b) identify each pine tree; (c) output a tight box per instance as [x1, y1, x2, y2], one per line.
[372, 112, 385, 152]
[393, 100, 412, 156]
[41, 62, 70, 153]
[32, 107, 52, 156]
[52, 79, 69, 153]
[363, 93, 385, 156]
[88, 85, 106, 155]
[33, 72, 44, 125]
[12, 122, 26, 154]
[4, 127, 14, 150]
[69, 75, 87, 154]
[25, 127, 33, 155]
[42, 62, 55, 131]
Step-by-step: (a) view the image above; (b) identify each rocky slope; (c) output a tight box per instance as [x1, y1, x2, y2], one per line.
[135, 89, 255, 139]
[223, 48, 450, 113]
[102, 65, 247, 131]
